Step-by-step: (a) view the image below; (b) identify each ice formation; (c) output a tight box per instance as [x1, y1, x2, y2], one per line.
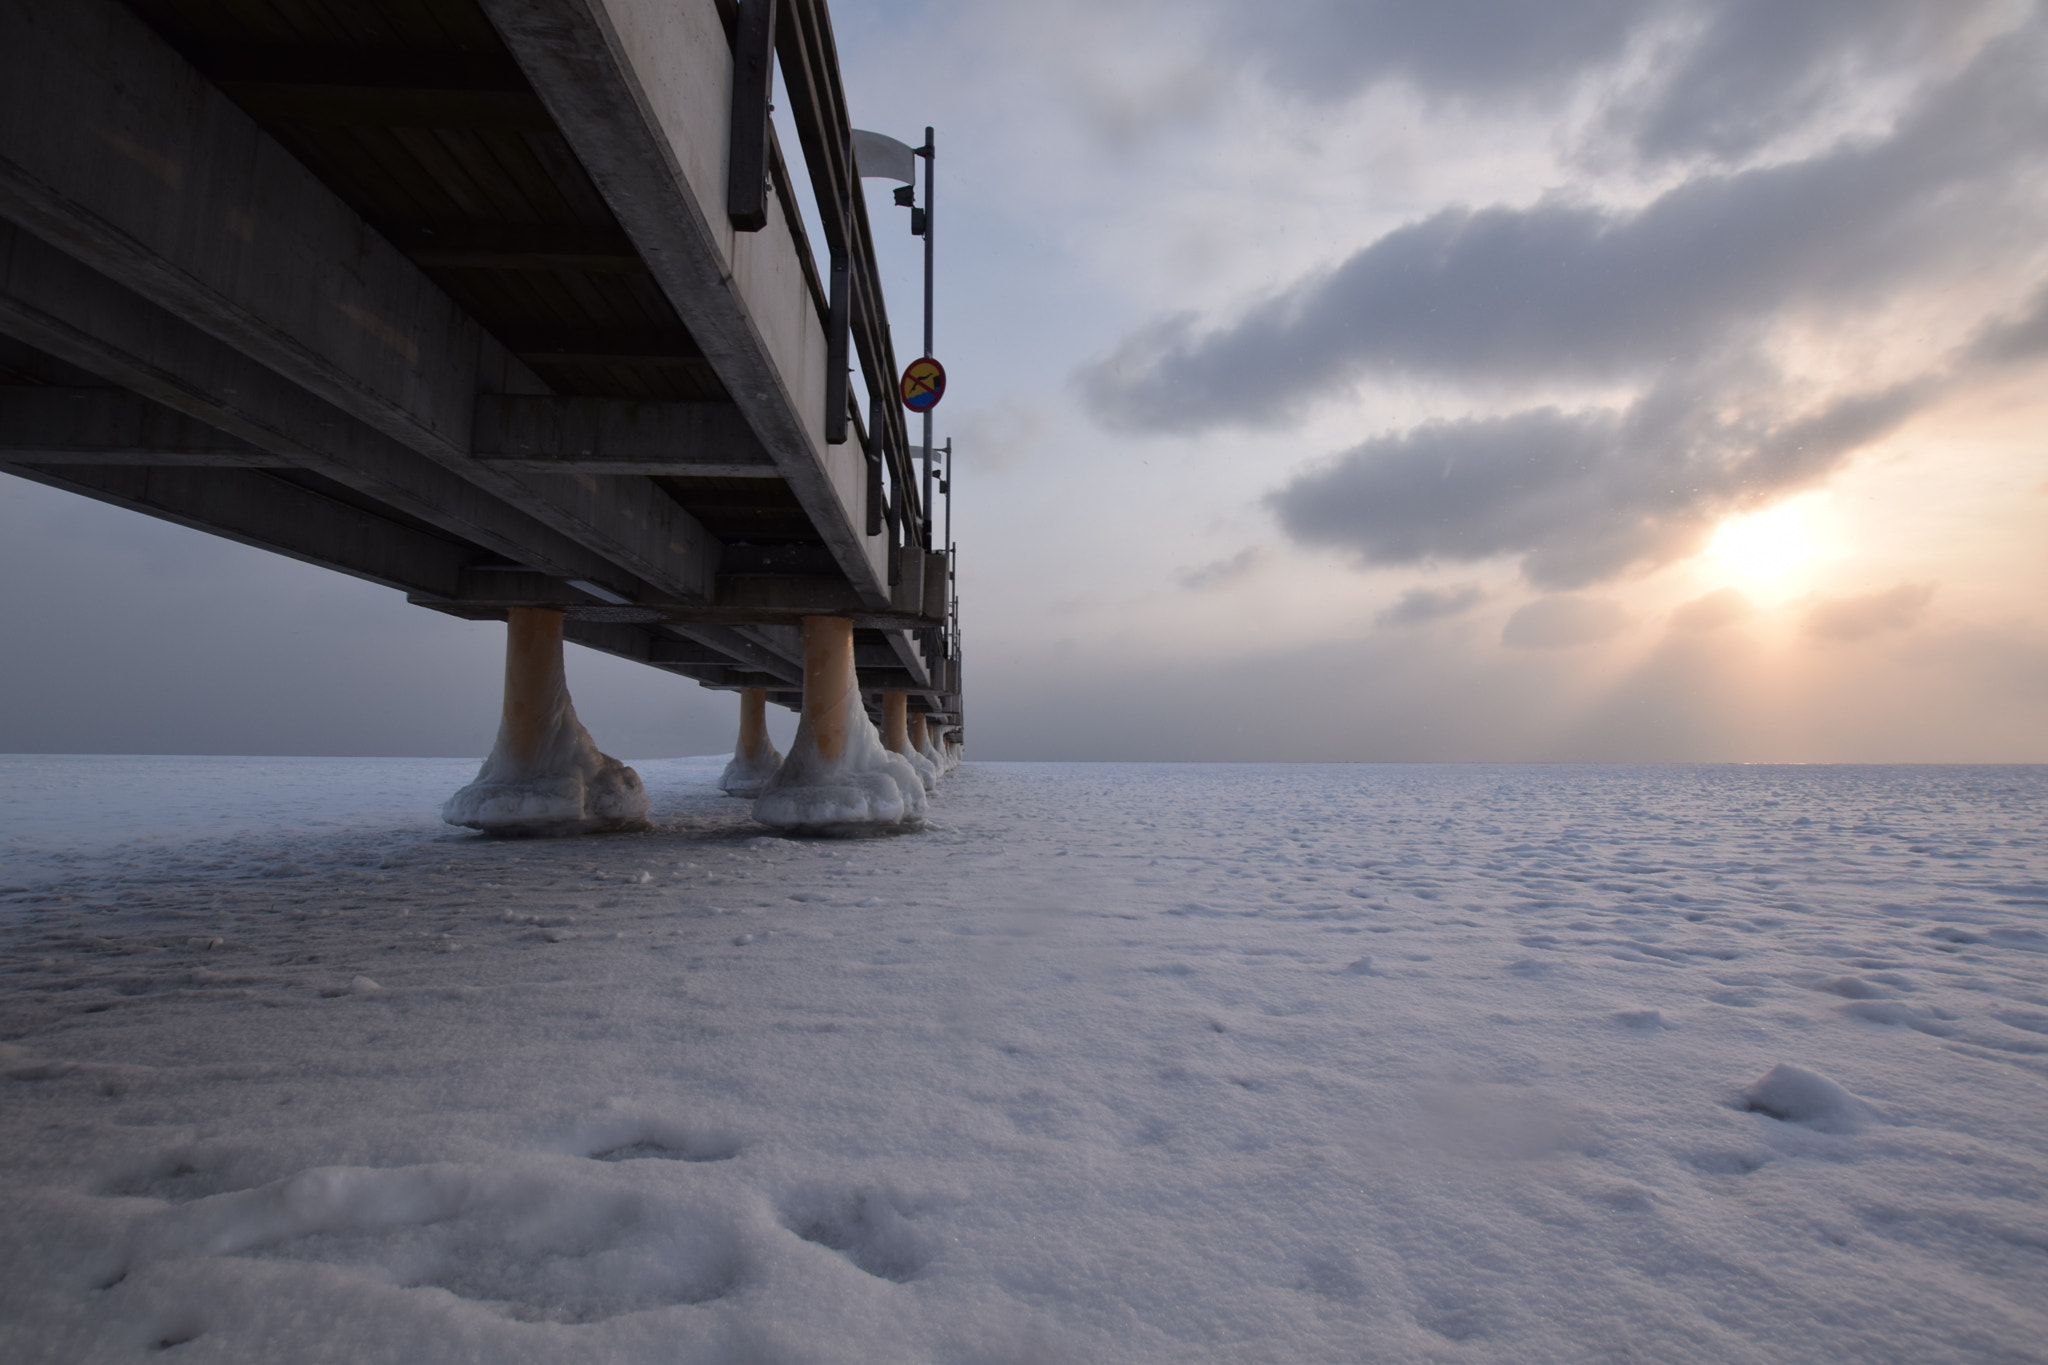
[901, 736, 939, 794]
[718, 689, 783, 798]
[918, 726, 947, 777]
[753, 620, 925, 833]
[442, 610, 648, 836]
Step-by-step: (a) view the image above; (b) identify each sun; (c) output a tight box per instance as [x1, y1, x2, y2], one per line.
[1702, 496, 1837, 600]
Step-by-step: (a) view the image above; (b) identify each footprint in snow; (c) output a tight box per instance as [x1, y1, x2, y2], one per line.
[779, 1186, 933, 1282]
[572, 1111, 743, 1164]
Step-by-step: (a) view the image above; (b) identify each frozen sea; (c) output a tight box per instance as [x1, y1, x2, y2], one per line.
[1, 757, 2044, 1363]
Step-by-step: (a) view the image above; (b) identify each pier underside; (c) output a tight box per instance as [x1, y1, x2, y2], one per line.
[1, 0, 964, 828]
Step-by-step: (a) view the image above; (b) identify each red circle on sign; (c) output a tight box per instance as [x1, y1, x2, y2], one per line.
[900, 357, 946, 412]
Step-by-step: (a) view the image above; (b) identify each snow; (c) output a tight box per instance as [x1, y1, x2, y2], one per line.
[2, 758, 2045, 1362]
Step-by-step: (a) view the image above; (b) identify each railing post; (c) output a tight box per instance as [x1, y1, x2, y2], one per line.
[726, 0, 777, 231]
[825, 247, 849, 443]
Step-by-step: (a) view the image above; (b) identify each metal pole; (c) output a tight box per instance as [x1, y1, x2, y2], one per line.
[920, 125, 935, 551]
[942, 437, 954, 657]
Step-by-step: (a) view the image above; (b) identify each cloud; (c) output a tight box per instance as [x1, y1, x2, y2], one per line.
[1502, 596, 1629, 649]
[1084, 22, 2048, 435]
[1805, 583, 1935, 641]
[1264, 378, 1928, 588]
[1177, 547, 1266, 591]
[1670, 588, 1753, 632]
[1212, 0, 2011, 165]
[1378, 583, 1484, 628]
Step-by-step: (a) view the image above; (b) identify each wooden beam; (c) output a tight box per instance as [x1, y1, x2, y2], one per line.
[1, 462, 471, 597]
[0, 386, 288, 466]
[473, 393, 778, 476]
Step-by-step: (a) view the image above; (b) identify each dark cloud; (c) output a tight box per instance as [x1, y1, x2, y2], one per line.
[1216, 0, 2011, 166]
[1501, 596, 1629, 650]
[1805, 583, 1935, 642]
[1377, 583, 1484, 628]
[1264, 377, 1927, 588]
[1616, 0, 2007, 164]
[1214, 0, 1643, 106]
[1085, 22, 2047, 434]
[1968, 283, 2048, 366]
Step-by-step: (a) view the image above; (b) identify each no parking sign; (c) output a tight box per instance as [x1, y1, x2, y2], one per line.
[899, 357, 946, 412]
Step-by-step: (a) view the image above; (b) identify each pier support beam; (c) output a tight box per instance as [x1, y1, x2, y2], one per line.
[719, 687, 783, 797]
[443, 608, 648, 835]
[753, 617, 925, 833]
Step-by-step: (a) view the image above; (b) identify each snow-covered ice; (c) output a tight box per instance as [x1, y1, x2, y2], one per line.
[2, 758, 2045, 1362]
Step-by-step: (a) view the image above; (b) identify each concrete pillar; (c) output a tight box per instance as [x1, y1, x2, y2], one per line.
[719, 686, 783, 797]
[881, 690, 910, 756]
[753, 617, 927, 832]
[883, 692, 937, 792]
[443, 608, 648, 835]
[915, 712, 949, 776]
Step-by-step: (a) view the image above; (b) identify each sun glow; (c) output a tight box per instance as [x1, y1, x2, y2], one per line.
[1702, 496, 1839, 600]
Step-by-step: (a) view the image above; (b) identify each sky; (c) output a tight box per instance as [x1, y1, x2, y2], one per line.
[3, 0, 2045, 762]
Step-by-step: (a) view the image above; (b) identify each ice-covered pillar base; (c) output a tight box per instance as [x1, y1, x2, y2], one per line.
[885, 691, 938, 793]
[442, 608, 648, 836]
[753, 617, 926, 834]
[912, 713, 948, 777]
[719, 687, 783, 797]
